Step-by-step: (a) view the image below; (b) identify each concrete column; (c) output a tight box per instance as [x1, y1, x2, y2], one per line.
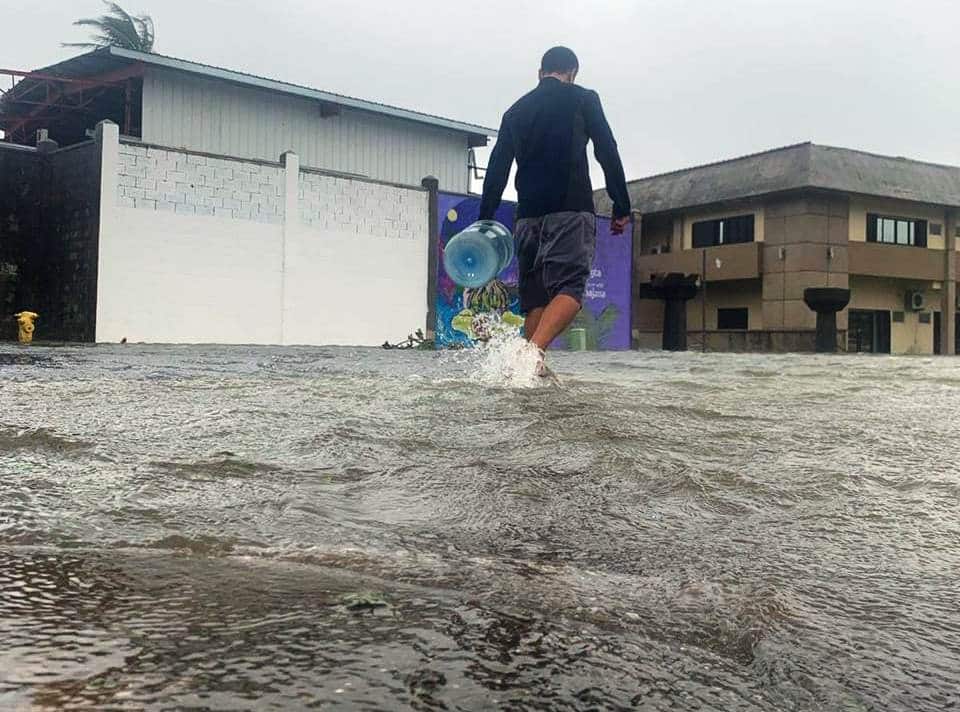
[763, 194, 850, 348]
[943, 209, 957, 355]
[280, 151, 299, 346]
[630, 210, 642, 349]
[643, 277, 698, 351]
[804, 287, 850, 352]
[93, 120, 119, 342]
[421, 176, 440, 339]
[663, 292, 689, 351]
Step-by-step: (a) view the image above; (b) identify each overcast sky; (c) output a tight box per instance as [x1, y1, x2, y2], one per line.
[5, 0, 960, 195]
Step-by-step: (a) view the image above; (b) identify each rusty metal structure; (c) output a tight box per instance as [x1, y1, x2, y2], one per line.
[0, 49, 145, 145]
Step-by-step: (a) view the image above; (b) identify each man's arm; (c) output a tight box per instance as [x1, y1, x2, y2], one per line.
[478, 117, 515, 221]
[584, 91, 631, 226]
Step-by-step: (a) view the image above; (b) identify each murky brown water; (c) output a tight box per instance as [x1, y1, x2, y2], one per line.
[1, 344, 959, 710]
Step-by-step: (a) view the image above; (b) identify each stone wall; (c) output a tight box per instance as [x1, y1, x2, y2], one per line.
[0, 141, 101, 342]
[698, 330, 821, 353]
[42, 142, 102, 341]
[634, 329, 823, 353]
[0, 145, 43, 340]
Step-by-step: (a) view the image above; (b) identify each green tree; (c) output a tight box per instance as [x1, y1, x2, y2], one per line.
[64, 2, 155, 52]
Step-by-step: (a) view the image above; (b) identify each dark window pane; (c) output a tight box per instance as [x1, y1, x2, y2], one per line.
[915, 220, 927, 247]
[692, 219, 721, 248]
[717, 307, 749, 330]
[723, 214, 755, 245]
[867, 214, 878, 242]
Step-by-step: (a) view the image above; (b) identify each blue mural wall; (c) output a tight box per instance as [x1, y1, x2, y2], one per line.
[435, 192, 631, 350]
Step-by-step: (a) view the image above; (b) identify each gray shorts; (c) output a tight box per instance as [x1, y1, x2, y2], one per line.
[514, 211, 596, 313]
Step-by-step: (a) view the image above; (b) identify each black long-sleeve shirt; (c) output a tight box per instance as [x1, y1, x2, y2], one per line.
[478, 77, 631, 221]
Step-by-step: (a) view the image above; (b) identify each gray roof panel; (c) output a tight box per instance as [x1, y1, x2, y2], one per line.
[3, 47, 497, 139]
[596, 142, 960, 215]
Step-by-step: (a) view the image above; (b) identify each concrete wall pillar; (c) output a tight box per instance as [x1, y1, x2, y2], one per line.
[93, 120, 119, 340]
[763, 193, 850, 338]
[421, 176, 440, 338]
[943, 209, 957, 355]
[279, 150, 299, 345]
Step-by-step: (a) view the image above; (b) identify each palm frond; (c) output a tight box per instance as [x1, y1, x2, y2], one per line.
[133, 14, 155, 51]
[63, 2, 156, 52]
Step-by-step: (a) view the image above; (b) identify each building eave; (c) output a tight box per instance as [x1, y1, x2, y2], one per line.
[1, 47, 497, 141]
[597, 143, 960, 216]
[105, 47, 497, 139]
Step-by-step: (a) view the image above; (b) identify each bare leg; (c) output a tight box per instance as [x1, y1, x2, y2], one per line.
[524, 308, 544, 341]
[531, 294, 580, 351]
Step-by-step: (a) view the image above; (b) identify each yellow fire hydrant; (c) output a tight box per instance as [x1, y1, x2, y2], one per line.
[14, 311, 38, 344]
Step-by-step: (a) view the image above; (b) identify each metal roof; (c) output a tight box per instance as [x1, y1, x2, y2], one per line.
[596, 142, 960, 215]
[3, 46, 497, 139]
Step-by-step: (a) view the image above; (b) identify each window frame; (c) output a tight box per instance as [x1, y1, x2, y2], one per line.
[866, 213, 927, 247]
[692, 214, 755, 248]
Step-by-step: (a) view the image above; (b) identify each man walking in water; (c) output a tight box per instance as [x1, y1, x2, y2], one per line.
[478, 46, 631, 373]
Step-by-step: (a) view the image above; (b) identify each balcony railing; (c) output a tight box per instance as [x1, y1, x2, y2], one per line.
[847, 242, 945, 281]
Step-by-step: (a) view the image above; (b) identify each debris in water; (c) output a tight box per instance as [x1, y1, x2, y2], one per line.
[341, 591, 389, 611]
[405, 668, 447, 696]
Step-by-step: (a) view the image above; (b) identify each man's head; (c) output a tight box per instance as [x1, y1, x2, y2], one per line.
[539, 46, 578, 83]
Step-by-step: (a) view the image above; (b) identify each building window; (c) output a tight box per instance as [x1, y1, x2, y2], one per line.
[931, 223, 943, 236]
[717, 307, 749, 330]
[866, 214, 927, 247]
[692, 214, 755, 248]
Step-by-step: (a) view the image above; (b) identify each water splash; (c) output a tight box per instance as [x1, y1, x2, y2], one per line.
[439, 314, 546, 389]
[471, 329, 544, 389]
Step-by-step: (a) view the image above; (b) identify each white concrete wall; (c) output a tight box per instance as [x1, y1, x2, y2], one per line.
[141, 67, 470, 193]
[286, 171, 428, 345]
[94, 127, 429, 345]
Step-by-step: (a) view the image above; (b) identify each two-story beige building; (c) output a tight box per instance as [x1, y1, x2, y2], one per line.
[596, 143, 960, 354]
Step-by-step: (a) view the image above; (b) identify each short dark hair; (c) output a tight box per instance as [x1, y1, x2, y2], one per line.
[540, 46, 579, 74]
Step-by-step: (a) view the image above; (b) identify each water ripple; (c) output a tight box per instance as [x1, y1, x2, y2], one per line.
[1, 344, 959, 710]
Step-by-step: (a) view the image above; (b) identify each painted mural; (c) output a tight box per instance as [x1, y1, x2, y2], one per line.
[435, 193, 632, 350]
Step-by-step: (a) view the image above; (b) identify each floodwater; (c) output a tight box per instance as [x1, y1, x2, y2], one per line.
[1, 342, 959, 711]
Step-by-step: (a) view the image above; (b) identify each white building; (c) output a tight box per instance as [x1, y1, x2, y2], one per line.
[1, 46, 494, 193]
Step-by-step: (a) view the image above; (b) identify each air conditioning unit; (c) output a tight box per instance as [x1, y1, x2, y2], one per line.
[905, 290, 925, 312]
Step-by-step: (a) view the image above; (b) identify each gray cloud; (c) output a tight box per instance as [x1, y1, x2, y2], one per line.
[5, 0, 959, 197]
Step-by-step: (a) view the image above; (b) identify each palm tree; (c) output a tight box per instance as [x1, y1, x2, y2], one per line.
[63, 2, 155, 52]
